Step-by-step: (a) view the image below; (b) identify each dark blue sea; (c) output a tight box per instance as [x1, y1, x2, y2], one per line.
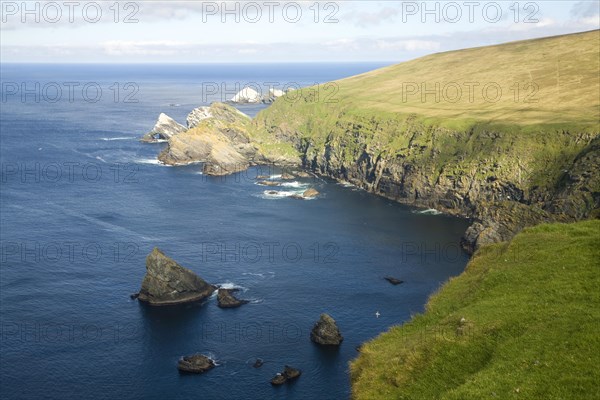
[0, 63, 470, 399]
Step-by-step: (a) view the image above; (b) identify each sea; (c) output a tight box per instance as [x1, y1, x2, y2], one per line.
[0, 63, 470, 399]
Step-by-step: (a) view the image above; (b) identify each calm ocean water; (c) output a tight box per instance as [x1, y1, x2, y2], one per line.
[0, 63, 470, 399]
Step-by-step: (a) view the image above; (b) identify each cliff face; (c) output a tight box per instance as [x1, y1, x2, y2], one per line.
[158, 103, 265, 175]
[252, 104, 599, 252]
[251, 31, 600, 251]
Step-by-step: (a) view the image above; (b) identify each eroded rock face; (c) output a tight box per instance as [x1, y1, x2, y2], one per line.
[141, 113, 186, 142]
[217, 288, 249, 308]
[310, 313, 343, 345]
[158, 103, 262, 175]
[137, 248, 215, 306]
[177, 354, 215, 373]
[186, 106, 213, 129]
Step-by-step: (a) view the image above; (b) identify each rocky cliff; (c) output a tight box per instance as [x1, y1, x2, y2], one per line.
[158, 103, 265, 175]
[250, 31, 600, 252]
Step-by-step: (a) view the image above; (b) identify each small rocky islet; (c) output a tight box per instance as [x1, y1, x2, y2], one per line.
[133, 249, 346, 383]
[177, 354, 215, 374]
[310, 313, 344, 346]
[217, 288, 249, 308]
[270, 365, 302, 386]
[136, 247, 215, 306]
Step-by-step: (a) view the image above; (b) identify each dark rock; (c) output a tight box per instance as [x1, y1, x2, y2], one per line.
[177, 354, 215, 374]
[217, 288, 249, 308]
[137, 248, 215, 306]
[384, 276, 404, 285]
[310, 313, 343, 345]
[253, 358, 264, 368]
[271, 373, 287, 385]
[270, 365, 301, 385]
[283, 365, 301, 379]
[130, 292, 139, 300]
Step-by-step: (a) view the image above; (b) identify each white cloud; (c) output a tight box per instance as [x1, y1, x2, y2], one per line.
[376, 39, 440, 51]
[102, 40, 191, 56]
[579, 15, 600, 27]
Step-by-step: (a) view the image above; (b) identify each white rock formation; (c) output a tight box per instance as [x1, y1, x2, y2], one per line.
[186, 106, 213, 129]
[141, 113, 186, 142]
[230, 87, 261, 103]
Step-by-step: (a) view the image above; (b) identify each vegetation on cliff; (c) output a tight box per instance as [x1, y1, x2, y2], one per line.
[251, 30, 600, 250]
[350, 220, 600, 399]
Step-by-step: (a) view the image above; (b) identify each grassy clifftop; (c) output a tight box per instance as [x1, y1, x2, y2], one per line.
[350, 220, 600, 399]
[252, 30, 600, 250]
[336, 30, 599, 130]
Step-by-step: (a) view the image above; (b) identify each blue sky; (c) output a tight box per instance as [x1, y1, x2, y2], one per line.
[1, 1, 598, 63]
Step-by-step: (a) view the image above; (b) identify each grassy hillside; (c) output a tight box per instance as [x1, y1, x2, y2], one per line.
[350, 220, 600, 399]
[252, 31, 600, 250]
[337, 30, 599, 130]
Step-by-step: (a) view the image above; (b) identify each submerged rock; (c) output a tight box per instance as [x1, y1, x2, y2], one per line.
[384, 276, 404, 285]
[217, 288, 249, 308]
[141, 113, 186, 142]
[253, 358, 264, 368]
[257, 180, 281, 187]
[310, 313, 343, 345]
[137, 248, 215, 306]
[270, 365, 302, 385]
[177, 354, 215, 373]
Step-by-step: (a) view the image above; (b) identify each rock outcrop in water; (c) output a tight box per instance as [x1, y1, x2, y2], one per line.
[230, 87, 261, 103]
[137, 248, 215, 306]
[217, 288, 249, 308]
[177, 354, 215, 373]
[384, 276, 404, 285]
[158, 103, 264, 175]
[270, 365, 301, 385]
[141, 113, 187, 142]
[310, 313, 343, 345]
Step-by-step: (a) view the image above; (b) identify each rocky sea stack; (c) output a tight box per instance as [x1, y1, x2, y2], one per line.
[137, 248, 215, 306]
[310, 313, 343, 345]
[217, 288, 249, 308]
[141, 113, 186, 143]
[177, 354, 215, 374]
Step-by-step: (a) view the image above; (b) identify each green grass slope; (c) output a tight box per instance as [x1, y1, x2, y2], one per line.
[350, 220, 600, 399]
[338, 30, 599, 130]
[252, 31, 600, 249]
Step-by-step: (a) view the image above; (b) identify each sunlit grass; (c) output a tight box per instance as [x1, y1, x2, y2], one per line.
[350, 220, 600, 399]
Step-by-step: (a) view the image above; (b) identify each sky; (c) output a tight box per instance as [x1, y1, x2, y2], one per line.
[1, 0, 598, 63]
